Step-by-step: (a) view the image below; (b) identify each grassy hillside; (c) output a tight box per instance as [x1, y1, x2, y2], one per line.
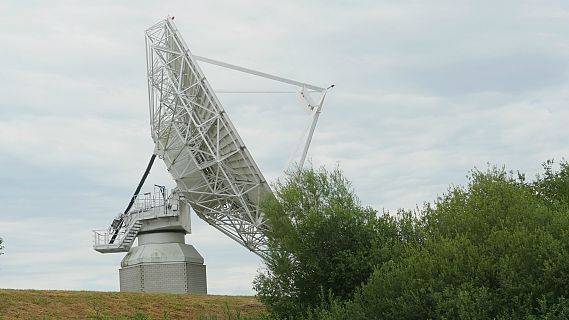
[0, 289, 265, 319]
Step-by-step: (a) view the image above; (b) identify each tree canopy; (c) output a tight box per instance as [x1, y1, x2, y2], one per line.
[256, 161, 569, 320]
[253, 167, 416, 319]
[319, 161, 569, 319]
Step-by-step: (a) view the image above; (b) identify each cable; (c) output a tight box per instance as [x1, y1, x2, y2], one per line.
[109, 154, 157, 244]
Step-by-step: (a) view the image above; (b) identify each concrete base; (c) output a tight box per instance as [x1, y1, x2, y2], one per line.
[119, 231, 207, 294]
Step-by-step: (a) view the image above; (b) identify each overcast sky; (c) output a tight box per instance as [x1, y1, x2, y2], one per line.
[0, 1, 568, 295]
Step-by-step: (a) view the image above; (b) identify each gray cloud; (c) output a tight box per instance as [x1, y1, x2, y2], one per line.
[399, 52, 567, 95]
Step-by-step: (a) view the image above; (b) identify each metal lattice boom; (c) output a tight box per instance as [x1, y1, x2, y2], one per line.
[145, 19, 272, 257]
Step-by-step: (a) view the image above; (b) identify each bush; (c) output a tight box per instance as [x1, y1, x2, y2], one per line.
[254, 166, 417, 319]
[320, 162, 569, 319]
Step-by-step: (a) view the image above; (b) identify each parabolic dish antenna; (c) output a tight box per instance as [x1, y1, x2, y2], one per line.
[93, 17, 331, 293]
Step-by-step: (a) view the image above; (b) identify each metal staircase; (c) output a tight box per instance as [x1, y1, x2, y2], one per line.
[93, 215, 144, 253]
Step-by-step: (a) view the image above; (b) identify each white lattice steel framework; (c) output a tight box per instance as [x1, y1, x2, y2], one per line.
[145, 19, 274, 257]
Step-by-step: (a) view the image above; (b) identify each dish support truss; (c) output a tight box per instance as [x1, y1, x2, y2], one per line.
[145, 19, 274, 257]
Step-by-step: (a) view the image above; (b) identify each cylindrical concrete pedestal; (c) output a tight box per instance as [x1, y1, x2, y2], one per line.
[119, 231, 207, 294]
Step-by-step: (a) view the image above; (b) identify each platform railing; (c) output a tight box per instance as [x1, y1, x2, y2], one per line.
[93, 204, 180, 249]
[93, 186, 185, 251]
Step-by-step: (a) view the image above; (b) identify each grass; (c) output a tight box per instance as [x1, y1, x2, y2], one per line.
[0, 289, 266, 319]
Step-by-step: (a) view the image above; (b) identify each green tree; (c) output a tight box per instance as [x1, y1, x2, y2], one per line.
[254, 166, 412, 319]
[532, 159, 569, 207]
[320, 163, 569, 319]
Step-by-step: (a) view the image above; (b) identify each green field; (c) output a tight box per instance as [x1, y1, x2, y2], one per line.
[0, 289, 265, 319]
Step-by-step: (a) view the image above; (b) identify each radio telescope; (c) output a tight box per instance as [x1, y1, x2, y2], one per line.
[93, 17, 331, 294]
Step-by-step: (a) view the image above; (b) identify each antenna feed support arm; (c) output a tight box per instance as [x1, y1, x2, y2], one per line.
[193, 53, 333, 170]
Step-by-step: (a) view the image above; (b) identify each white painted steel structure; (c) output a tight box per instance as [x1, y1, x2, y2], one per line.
[94, 17, 330, 260]
[146, 18, 272, 257]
